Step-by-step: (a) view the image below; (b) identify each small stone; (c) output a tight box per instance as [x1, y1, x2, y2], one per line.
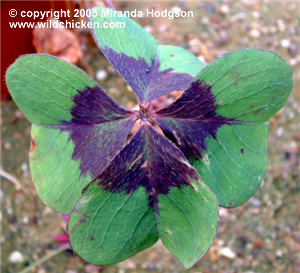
[231, 12, 246, 22]
[9, 251, 24, 263]
[250, 198, 261, 207]
[220, 4, 229, 14]
[265, 251, 276, 263]
[201, 16, 209, 25]
[254, 239, 264, 248]
[292, 231, 300, 243]
[209, 250, 218, 262]
[21, 163, 28, 172]
[126, 85, 133, 92]
[280, 39, 291, 48]
[252, 11, 260, 18]
[149, 252, 158, 260]
[144, 25, 152, 33]
[15, 110, 23, 118]
[65, 270, 77, 273]
[277, 19, 286, 31]
[188, 38, 201, 47]
[288, 44, 298, 57]
[126, 260, 136, 269]
[276, 127, 284, 136]
[290, 59, 297, 66]
[216, 30, 230, 46]
[84, 265, 102, 273]
[14, 132, 22, 139]
[219, 247, 236, 259]
[4, 142, 11, 149]
[96, 69, 107, 81]
[9, 116, 18, 124]
[251, 21, 259, 29]
[250, 29, 260, 38]
[252, 259, 259, 267]
[288, 241, 300, 253]
[201, 32, 209, 40]
[172, 6, 182, 14]
[159, 24, 168, 32]
[217, 239, 225, 247]
[23, 216, 29, 224]
[261, 26, 269, 34]
[277, 230, 286, 238]
[210, 15, 219, 24]
[219, 207, 229, 218]
[269, 26, 277, 34]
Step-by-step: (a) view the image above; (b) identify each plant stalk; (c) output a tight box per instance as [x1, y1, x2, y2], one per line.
[18, 245, 69, 273]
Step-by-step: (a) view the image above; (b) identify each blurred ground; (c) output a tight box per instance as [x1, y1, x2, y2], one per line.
[1, 1, 300, 273]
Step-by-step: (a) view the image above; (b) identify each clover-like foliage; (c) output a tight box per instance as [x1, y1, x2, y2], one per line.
[6, 7, 293, 269]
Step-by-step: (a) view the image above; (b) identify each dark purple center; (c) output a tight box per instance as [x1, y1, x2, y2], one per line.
[60, 86, 135, 179]
[137, 106, 153, 121]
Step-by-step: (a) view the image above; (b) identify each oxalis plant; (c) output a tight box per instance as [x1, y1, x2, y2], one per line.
[6, 7, 293, 269]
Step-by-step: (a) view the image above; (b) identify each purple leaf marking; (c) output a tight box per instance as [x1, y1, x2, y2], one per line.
[95, 124, 198, 210]
[104, 48, 194, 104]
[59, 86, 136, 178]
[67, 86, 133, 124]
[154, 80, 233, 160]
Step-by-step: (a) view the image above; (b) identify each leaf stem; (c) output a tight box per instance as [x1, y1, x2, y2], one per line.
[17, 245, 69, 273]
[0, 168, 30, 197]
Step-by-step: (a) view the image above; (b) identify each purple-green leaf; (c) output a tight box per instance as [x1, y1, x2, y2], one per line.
[90, 7, 204, 105]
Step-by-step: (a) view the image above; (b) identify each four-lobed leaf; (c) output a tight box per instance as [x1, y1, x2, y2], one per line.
[5, 6, 293, 269]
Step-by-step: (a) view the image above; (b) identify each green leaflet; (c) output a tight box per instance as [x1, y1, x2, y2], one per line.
[68, 186, 159, 265]
[157, 184, 218, 268]
[5, 54, 96, 125]
[192, 124, 269, 207]
[91, 7, 157, 65]
[158, 45, 205, 75]
[196, 49, 293, 122]
[30, 125, 92, 213]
